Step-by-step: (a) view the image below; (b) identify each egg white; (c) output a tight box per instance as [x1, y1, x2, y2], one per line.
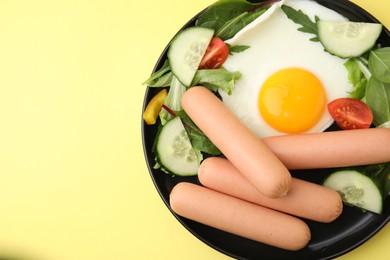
[220, 0, 352, 138]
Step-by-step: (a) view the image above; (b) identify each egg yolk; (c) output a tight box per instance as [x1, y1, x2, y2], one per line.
[258, 68, 326, 134]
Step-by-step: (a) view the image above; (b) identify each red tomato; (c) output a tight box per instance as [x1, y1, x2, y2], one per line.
[199, 37, 229, 69]
[327, 98, 373, 130]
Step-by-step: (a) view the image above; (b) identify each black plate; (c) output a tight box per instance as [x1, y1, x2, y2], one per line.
[142, 1, 390, 259]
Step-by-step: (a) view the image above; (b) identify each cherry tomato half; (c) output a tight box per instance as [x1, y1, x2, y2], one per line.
[199, 37, 229, 70]
[327, 98, 373, 130]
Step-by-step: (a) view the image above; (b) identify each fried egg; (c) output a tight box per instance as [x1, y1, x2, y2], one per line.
[219, 0, 352, 138]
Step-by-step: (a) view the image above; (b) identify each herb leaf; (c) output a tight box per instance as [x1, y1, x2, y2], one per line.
[159, 76, 186, 125]
[344, 58, 368, 100]
[216, 7, 268, 40]
[143, 60, 172, 87]
[281, 5, 319, 42]
[143, 62, 241, 95]
[365, 76, 390, 126]
[227, 44, 250, 55]
[192, 67, 241, 95]
[195, 0, 256, 33]
[145, 71, 173, 87]
[369, 47, 390, 83]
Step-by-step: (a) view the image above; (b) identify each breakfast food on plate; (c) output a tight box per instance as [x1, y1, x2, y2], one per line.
[143, 0, 390, 253]
[198, 157, 343, 223]
[143, 89, 168, 125]
[326, 97, 373, 130]
[168, 27, 215, 87]
[154, 116, 200, 176]
[323, 164, 390, 214]
[170, 182, 311, 251]
[182, 86, 292, 198]
[261, 128, 390, 169]
[219, 0, 352, 138]
[143, 0, 389, 177]
[317, 20, 382, 58]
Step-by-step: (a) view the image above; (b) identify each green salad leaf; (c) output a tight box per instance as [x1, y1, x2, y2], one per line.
[365, 76, 390, 126]
[369, 47, 390, 83]
[215, 7, 268, 40]
[144, 61, 241, 95]
[281, 5, 319, 42]
[159, 76, 186, 125]
[196, 0, 273, 41]
[363, 162, 390, 198]
[145, 72, 173, 88]
[143, 60, 172, 87]
[344, 58, 368, 100]
[192, 67, 241, 95]
[195, 0, 256, 33]
[227, 43, 251, 54]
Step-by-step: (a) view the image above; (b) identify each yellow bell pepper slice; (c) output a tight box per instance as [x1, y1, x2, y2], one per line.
[143, 89, 168, 125]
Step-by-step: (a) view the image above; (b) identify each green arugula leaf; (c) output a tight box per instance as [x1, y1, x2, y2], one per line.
[192, 67, 241, 95]
[195, 0, 256, 33]
[281, 5, 319, 42]
[143, 60, 172, 87]
[216, 7, 268, 40]
[344, 58, 368, 100]
[159, 76, 186, 125]
[226, 43, 250, 55]
[369, 47, 390, 83]
[365, 76, 390, 126]
[144, 63, 241, 95]
[145, 71, 173, 87]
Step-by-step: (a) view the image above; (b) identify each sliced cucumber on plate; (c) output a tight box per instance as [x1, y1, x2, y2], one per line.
[323, 165, 390, 214]
[168, 27, 214, 87]
[155, 116, 200, 176]
[318, 20, 382, 58]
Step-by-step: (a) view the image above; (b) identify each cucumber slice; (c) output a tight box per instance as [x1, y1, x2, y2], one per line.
[168, 27, 214, 87]
[318, 20, 382, 58]
[156, 116, 199, 176]
[323, 169, 383, 214]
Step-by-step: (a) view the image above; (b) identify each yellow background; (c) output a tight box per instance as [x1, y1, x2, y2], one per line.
[0, 0, 388, 259]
